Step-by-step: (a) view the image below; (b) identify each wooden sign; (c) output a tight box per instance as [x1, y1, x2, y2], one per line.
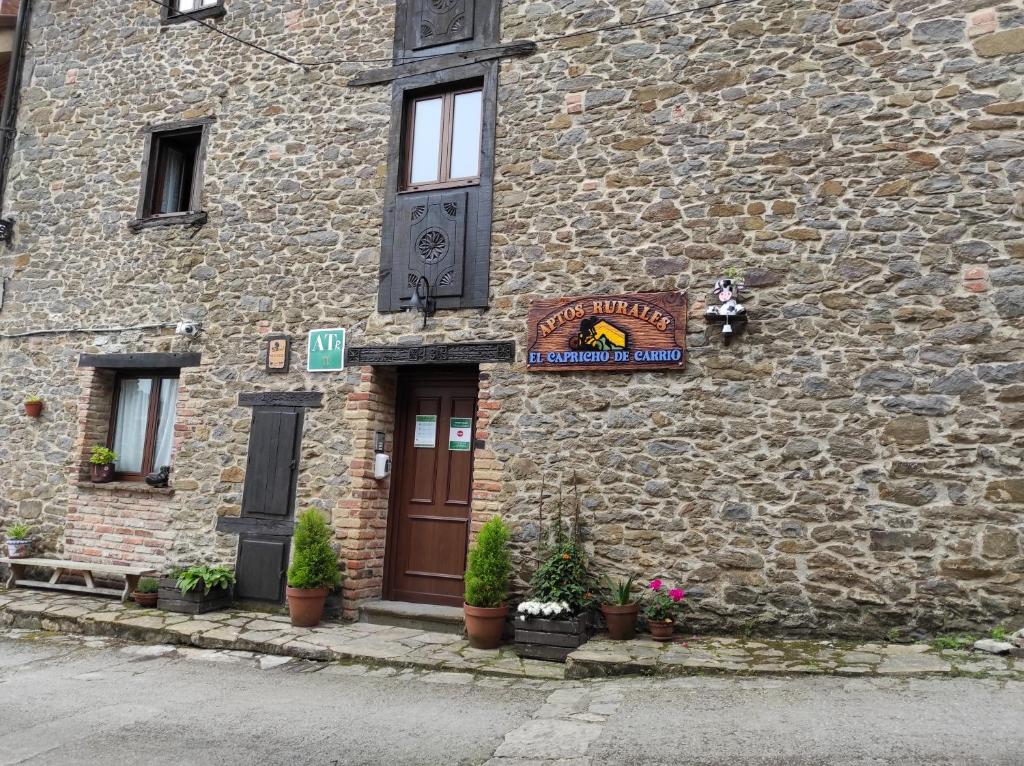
[527, 292, 686, 372]
[266, 335, 290, 373]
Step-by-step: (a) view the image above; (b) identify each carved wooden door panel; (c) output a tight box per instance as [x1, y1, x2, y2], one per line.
[394, 189, 467, 301]
[410, 0, 474, 50]
[386, 368, 478, 606]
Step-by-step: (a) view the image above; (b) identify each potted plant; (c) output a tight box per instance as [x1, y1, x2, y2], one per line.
[286, 508, 341, 627]
[643, 578, 686, 641]
[24, 396, 43, 417]
[5, 523, 32, 558]
[158, 565, 235, 613]
[89, 445, 117, 483]
[463, 515, 512, 650]
[132, 577, 159, 607]
[601, 575, 640, 641]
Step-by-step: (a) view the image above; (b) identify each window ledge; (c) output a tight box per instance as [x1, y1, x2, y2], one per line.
[129, 211, 208, 231]
[74, 480, 176, 496]
[162, 5, 226, 26]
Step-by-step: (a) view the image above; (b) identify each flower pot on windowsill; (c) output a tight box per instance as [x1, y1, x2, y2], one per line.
[24, 401, 43, 417]
[90, 464, 115, 483]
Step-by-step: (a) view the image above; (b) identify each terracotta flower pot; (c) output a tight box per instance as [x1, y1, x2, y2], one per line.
[464, 603, 508, 649]
[648, 619, 675, 641]
[90, 463, 115, 483]
[133, 591, 158, 607]
[601, 603, 639, 640]
[24, 401, 43, 417]
[287, 586, 329, 627]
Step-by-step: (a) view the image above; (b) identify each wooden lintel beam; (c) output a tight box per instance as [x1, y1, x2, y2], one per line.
[348, 40, 538, 87]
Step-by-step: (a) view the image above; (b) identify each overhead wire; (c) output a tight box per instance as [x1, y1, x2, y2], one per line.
[147, 0, 751, 70]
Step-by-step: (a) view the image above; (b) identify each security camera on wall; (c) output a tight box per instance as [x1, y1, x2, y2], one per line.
[175, 321, 202, 337]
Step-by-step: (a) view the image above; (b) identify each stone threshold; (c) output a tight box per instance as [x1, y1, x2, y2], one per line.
[0, 590, 1018, 682]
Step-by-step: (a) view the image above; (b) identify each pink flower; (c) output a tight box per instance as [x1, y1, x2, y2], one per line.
[669, 588, 685, 602]
[649, 579, 663, 591]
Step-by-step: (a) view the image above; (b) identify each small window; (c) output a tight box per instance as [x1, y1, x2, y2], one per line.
[164, 0, 225, 23]
[140, 124, 206, 219]
[403, 85, 482, 191]
[109, 373, 180, 479]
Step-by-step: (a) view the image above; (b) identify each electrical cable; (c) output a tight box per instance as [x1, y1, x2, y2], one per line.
[0, 322, 177, 339]
[147, 0, 751, 70]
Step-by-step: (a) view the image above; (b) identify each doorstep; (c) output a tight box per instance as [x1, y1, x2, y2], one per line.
[359, 599, 465, 635]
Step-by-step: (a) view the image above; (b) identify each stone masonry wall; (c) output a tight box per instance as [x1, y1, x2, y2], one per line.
[0, 0, 1022, 637]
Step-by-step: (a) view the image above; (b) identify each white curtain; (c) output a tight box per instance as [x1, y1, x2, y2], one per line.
[159, 146, 186, 214]
[153, 379, 179, 470]
[112, 378, 152, 473]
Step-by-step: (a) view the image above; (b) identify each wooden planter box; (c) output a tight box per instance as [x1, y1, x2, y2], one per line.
[157, 578, 232, 614]
[513, 612, 590, 663]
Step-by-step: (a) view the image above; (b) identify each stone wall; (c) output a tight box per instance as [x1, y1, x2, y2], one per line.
[0, 0, 1022, 637]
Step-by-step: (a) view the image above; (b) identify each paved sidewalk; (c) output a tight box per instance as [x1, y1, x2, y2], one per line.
[1, 589, 1019, 682]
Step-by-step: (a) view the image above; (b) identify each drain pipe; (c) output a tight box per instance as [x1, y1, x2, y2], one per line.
[0, 0, 33, 212]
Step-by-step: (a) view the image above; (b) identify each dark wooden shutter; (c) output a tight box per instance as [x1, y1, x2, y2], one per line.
[241, 408, 300, 518]
[235, 536, 289, 602]
[410, 0, 475, 50]
[394, 189, 467, 301]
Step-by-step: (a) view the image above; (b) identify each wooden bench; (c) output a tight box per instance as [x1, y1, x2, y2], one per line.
[0, 557, 157, 603]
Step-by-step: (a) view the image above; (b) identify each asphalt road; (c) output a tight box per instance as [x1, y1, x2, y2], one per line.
[0, 634, 1021, 766]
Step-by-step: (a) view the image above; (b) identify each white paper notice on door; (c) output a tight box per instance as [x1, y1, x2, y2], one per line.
[414, 415, 437, 448]
[448, 418, 472, 451]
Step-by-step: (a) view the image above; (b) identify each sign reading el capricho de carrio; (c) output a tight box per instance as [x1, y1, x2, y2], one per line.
[526, 292, 687, 372]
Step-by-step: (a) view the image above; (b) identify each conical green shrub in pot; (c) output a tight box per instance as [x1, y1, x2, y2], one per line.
[463, 516, 512, 649]
[287, 508, 341, 627]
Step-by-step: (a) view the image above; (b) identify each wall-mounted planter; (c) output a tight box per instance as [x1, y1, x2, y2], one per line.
[24, 400, 43, 417]
[157, 578, 232, 614]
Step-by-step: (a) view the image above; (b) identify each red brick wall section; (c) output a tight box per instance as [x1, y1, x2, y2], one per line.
[337, 365, 397, 618]
[62, 367, 192, 570]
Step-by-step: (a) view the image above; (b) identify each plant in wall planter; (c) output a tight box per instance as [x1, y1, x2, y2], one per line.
[643, 578, 686, 641]
[5, 523, 32, 559]
[24, 396, 43, 417]
[600, 575, 641, 641]
[286, 508, 341, 628]
[158, 565, 235, 614]
[463, 516, 512, 650]
[89, 445, 118, 483]
[132, 576, 159, 607]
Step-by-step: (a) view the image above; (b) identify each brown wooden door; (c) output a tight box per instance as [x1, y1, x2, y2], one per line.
[386, 368, 478, 606]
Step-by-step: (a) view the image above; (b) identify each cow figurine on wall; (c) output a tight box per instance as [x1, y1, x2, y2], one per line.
[704, 275, 747, 345]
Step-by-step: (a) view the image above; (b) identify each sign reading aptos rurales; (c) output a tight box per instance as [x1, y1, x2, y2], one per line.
[526, 292, 687, 373]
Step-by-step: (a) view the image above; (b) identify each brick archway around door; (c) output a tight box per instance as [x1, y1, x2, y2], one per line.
[337, 364, 505, 619]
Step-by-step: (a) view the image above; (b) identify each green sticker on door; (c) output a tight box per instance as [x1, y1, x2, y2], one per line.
[448, 418, 472, 451]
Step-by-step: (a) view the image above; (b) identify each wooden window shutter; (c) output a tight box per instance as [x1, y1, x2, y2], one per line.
[240, 408, 301, 518]
[410, 0, 475, 50]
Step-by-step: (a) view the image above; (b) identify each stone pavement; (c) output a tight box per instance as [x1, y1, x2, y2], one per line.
[1, 589, 1019, 682]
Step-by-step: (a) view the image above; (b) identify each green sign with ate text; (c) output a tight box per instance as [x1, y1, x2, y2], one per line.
[307, 328, 346, 372]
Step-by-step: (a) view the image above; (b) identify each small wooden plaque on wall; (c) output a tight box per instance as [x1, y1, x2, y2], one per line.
[526, 292, 687, 373]
[266, 335, 291, 373]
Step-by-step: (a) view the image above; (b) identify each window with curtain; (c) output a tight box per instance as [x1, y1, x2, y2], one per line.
[110, 373, 180, 479]
[403, 84, 483, 191]
[145, 128, 202, 217]
[171, 0, 221, 15]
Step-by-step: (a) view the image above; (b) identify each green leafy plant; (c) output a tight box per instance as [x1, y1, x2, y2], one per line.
[89, 445, 117, 465]
[530, 539, 593, 613]
[930, 634, 977, 651]
[990, 626, 1008, 641]
[464, 516, 512, 608]
[7, 523, 31, 540]
[723, 265, 745, 281]
[642, 579, 686, 624]
[135, 577, 159, 594]
[176, 565, 235, 595]
[602, 575, 637, 606]
[287, 509, 341, 590]
[25, 395, 42, 404]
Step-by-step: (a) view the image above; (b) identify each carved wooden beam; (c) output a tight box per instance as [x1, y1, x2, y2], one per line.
[348, 40, 537, 87]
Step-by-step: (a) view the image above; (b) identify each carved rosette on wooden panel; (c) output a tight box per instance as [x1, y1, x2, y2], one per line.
[396, 190, 467, 299]
[412, 0, 474, 49]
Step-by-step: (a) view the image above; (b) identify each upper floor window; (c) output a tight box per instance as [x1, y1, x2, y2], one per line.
[132, 117, 213, 230]
[109, 372, 180, 480]
[404, 85, 482, 191]
[163, 0, 225, 24]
